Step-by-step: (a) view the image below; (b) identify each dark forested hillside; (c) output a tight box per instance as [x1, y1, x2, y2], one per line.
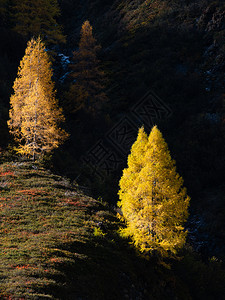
[56, 0, 225, 192]
[56, 0, 225, 258]
[1, 1, 225, 298]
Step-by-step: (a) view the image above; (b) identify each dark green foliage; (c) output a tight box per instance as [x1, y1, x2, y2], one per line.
[11, 0, 66, 45]
[174, 252, 225, 300]
[66, 20, 107, 115]
[0, 30, 25, 150]
[55, 0, 222, 204]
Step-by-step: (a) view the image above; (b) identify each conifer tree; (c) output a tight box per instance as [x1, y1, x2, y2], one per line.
[118, 126, 190, 257]
[0, 0, 8, 26]
[68, 20, 107, 115]
[12, 0, 65, 45]
[8, 37, 68, 159]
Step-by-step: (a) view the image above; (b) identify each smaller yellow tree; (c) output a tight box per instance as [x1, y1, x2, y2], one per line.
[8, 37, 68, 160]
[118, 126, 190, 257]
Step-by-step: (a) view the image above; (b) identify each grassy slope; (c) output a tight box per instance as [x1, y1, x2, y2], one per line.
[0, 161, 121, 299]
[0, 161, 164, 300]
[1, 161, 225, 300]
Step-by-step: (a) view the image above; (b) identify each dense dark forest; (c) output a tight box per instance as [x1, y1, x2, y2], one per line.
[1, 0, 225, 298]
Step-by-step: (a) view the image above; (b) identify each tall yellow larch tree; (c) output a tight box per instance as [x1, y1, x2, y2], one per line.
[8, 37, 68, 160]
[67, 20, 107, 115]
[118, 126, 190, 257]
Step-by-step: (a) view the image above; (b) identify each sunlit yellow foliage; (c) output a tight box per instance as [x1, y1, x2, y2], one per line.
[8, 37, 68, 159]
[118, 126, 190, 257]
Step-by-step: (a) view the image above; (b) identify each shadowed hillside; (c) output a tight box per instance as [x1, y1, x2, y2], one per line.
[0, 162, 225, 299]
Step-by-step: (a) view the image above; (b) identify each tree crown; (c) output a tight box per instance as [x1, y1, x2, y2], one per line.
[118, 126, 190, 257]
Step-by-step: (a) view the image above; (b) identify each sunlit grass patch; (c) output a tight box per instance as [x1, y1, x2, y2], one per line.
[0, 161, 104, 298]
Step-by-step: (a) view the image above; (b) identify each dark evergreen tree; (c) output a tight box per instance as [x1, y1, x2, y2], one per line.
[67, 20, 107, 115]
[12, 0, 65, 45]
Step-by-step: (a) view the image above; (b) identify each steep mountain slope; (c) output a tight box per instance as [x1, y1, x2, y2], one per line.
[1, 0, 225, 268]
[1, 161, 225, 299]
[0, 161, 121, 298]
[55, 0, 225, 258]
[56, 0, 225, 191]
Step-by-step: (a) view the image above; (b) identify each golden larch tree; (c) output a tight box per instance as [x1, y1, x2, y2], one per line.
[118, 126, 190, 257]
[67, 20, 107, 115]
[8, 37, 68, 160]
